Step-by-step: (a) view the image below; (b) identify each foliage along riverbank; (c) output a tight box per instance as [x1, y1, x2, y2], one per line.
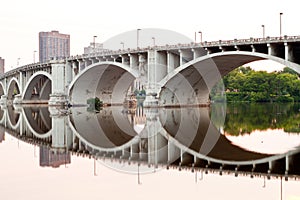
[210, 102, 300, 135]
[210, 66, 300, 102]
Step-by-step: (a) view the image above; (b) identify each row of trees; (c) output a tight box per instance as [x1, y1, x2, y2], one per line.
[211, 66, 300, 102]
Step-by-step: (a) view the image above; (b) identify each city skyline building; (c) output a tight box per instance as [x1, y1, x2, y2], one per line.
[0, 57, 4, 74]
[83, 42, 110, 54]
[39, 30, 70, 63]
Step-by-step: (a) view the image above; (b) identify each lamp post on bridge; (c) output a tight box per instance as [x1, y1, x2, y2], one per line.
[33, 50, 37, 63]
[280, 12, 283, 38]
[199, 31, 202, 43]
[93, 35, 97, 53]
[17, 58, 20, 67]
[261, 25, 265, 39]
[120, 42, 124, 50]
[152, 37, 155, 46]
[137, 29, 141, 49]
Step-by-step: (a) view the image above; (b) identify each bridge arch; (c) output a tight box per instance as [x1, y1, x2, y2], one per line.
[158, 51, 300, 106]
[68, 61, 139, 105]
[7, 77, 20, 103]
[22, 71, 52, 103]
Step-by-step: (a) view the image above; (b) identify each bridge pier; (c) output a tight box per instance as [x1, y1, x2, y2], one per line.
[48, 62, 68, 106]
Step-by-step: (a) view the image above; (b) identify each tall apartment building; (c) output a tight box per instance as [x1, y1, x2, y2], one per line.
[39, 30, 70, 63]
[0, 57, 4, 74]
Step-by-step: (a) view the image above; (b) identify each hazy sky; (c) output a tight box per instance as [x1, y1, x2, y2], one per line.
[0, 0, 299, 70]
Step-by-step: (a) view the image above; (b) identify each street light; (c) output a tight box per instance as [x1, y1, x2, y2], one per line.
[152, 37, 155, 46]
[137, 29, 141, 49]
[93, 35, 97, 52]
[280, 12, 283, 38]
[120, 42, 124, 50]
[33, 50, 37, 63]
[261, 25, 265, 39]
[198, 31, 202, 43]
[17, 58, 20, 66]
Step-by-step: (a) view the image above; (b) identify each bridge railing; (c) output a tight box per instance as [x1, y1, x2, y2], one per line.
[66, 35, 300, 61]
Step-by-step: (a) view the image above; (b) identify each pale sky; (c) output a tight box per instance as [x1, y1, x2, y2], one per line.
[0, 0, 299, 70]
[1, 134, 300, 200]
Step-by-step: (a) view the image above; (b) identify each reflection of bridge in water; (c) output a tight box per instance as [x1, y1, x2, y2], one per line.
[0, 105, 299, 180]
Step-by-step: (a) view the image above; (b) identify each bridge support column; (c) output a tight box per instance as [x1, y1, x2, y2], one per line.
[129, 54, 138, 70]
[284, 42, 293, 61]
[167, 51, 178, 73]
[267, 43, 275, 56]
[144, 50, 159, 107]
[49, 62, 67, 106]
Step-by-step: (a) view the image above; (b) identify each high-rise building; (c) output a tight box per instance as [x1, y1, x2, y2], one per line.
[0, 57, 4, 74]
[39, 30, 70, 63]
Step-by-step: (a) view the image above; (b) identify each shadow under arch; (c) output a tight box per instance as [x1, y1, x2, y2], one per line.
[158, 51, 300, 106]
[68, 107, 141, 152]
[68, 61, 139, 105]
[22, 106, 52, 138]
[22, 71, 52, 102]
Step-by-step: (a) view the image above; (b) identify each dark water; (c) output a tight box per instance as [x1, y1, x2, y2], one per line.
[0, 103, 299, 200]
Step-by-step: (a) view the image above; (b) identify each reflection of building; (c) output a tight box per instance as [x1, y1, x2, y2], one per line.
[40, 146, 71, 168]
[39, 30, 70, 63]
[84, 43, 110, 54]
[0, 57, 4, 74]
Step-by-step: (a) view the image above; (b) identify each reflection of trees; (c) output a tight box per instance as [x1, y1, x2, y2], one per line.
[220, 103, 300, 135]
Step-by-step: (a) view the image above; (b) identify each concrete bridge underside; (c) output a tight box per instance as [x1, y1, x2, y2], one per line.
[69, 62, 138, 105]
[159, 51, 300, 107]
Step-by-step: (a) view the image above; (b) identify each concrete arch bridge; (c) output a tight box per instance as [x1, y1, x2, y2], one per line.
[0, 35, 300, 107]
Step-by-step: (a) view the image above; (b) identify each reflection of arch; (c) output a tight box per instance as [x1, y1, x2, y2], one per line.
[0, 82, 5, 96]
[68, 107, 140, 152]
[68, 61, 139, 105]
[7, 77, 20, 101]
[0, 108, 4, 124]
[6, 106, 20, 130]
[158, 51, 300, 105]
[159, 107, 275, 165]
[22, 71, 52, 102]
[22, 107, 52, 138]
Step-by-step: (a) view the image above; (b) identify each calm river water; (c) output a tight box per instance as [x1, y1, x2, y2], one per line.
[0, 103, 299, 200]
